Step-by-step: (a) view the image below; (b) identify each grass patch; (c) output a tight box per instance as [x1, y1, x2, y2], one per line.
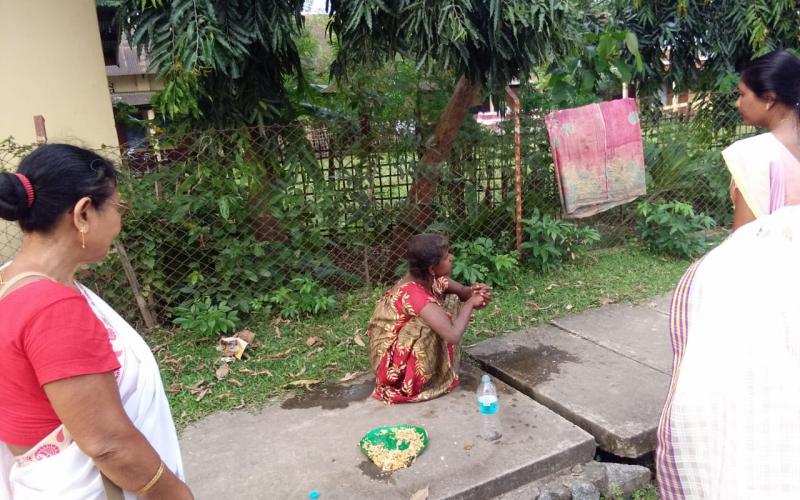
[149, 245, 691, 430]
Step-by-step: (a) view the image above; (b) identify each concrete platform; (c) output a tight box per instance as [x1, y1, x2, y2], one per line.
[641, 292, 672, 317]
[551, 302, 672, 374]
[468, 324, 670, 458]
[180, 364, 595, 500]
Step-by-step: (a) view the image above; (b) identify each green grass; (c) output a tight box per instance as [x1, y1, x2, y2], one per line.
[603, 483, 659, 500]
[148, 244, 691, 430]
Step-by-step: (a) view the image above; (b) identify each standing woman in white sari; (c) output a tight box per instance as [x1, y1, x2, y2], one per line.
[723, 49, 800, 231]
[0, 144, 192, 499]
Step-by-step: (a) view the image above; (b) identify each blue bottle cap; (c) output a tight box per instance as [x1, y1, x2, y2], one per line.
[309, 490, 320, 499]
[481, 374, 491, 383]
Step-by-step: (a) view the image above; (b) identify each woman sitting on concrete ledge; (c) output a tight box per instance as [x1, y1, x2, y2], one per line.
[367, 233, 492, 404]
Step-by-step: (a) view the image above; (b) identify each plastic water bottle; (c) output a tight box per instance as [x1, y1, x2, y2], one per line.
[476, 374, 501, 441]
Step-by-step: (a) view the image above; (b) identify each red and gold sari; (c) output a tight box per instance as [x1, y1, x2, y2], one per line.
[367, 277, 460, 404]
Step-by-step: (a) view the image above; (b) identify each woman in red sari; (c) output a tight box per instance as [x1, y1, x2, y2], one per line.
[367, 234, 492, 404]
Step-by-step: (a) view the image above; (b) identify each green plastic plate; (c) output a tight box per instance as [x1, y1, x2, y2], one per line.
[359, 425, 428, 454]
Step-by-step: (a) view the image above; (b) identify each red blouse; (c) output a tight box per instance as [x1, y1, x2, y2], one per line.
[0, 280, 120, 446]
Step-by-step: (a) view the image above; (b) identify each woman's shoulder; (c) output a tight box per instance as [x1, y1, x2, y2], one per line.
[724, 133, 776, 154]
[394, 281, 438, 314]
[0, 279, 83, 311]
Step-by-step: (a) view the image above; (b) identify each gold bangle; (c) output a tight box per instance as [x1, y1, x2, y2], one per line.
[135, 461, 165, 497]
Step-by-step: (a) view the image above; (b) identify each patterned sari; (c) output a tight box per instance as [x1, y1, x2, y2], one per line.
[368, 277, 461, 404]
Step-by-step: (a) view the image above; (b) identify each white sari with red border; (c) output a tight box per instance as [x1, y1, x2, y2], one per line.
[0, 279, 184, 499]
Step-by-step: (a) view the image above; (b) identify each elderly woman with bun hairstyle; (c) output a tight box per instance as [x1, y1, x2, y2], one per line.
[367, 233, 492, 404]
[0, 144, 192, 499]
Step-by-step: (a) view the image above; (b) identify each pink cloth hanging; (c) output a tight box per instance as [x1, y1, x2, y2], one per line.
[545, 98, 646, 218]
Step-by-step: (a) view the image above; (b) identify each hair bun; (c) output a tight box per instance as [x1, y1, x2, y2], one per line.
[0, 171, 31, 221]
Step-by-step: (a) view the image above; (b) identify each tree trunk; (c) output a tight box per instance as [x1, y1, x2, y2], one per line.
[247, 130, 289, 242]
[386, 75, 481, 271]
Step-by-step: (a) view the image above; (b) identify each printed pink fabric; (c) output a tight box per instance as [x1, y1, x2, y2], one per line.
[545, 98, 646, 218]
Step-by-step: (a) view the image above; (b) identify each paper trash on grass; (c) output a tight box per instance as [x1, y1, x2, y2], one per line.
[218, 329, 256, 362]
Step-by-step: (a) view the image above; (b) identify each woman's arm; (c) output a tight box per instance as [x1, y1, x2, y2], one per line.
[44, 373, 193, 499]
[445, 278, 473, 301]
[446, 278, 493, 304]
[419, 294, 485, 344]
[732, 187, 756, 231]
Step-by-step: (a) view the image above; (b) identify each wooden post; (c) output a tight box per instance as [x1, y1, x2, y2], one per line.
[506, 86, 523, 257]
[33, 115, 47, 144]
[114, 240, 158, 330]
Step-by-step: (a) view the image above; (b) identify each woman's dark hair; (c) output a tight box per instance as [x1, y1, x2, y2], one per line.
[407, 233, 449, 278]
[0, 143, 117, 232]
[741, 50, 800, 114]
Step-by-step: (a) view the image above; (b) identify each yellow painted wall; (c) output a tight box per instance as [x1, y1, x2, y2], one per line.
[0, 0, 119, 261]
[0, 0, 119, 151]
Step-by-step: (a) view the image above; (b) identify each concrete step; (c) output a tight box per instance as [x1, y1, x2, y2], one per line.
[550, 300, 672, 375]
[494, 460, 652, 500]
[180, 364, 595, 500]
[467, 313, 671, 458]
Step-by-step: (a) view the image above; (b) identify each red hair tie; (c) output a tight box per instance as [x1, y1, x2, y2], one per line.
[14, 173, 35, 208]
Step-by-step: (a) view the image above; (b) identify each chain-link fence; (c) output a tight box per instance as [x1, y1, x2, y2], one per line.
[0, 92, 753, 329]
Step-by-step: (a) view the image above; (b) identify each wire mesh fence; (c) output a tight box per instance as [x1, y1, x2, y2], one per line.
[0, 92, 753, 330]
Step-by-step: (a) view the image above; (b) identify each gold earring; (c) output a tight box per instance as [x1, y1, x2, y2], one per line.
[79, 226, 88, 249]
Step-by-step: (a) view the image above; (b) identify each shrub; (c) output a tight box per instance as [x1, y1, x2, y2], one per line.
[636, 200, 715, 258]
[451, 237, 519, 287]
[172, 298, 240, 337]
[267, 276, 336, 318]
[520, 209, 601, 273]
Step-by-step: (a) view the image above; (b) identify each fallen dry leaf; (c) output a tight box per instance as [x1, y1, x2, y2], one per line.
[215, 364, 230, 380]
[409, 486, 429, 500]
[213, 391, 233, 400]
[274, 325, 282, 338]
[255, 369, 273, 377]
[289, 366, 307, 379]
[340, 310, 350, 321]
[265, 347, 296, 360]
[322, 363, 340, 374]
[545, 283, 558, 291]
[227, 378, 244, 387]
[305, 336, 324, 347]
[339, 371, 367, 382]
[189, 379, 205, 390]
[463, 443, 474, 451]
[289, 379, 321, 388]
[233, 398, 246, 410]
[353, 334, 366, 347]
[600, 296, 615, 306]
[565, 304, 574, 311]
[238, 367, 256, 375]
[194, 388, 211, 402]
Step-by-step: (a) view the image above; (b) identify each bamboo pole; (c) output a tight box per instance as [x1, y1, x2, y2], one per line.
[114, 240, 157, 330]
[506, 87, 523, 257]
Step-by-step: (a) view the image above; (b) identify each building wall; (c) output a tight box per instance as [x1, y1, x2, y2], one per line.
[109, 74, 164, 94]
[0, 0, 119, 261]
[0, 0, 119, 151]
